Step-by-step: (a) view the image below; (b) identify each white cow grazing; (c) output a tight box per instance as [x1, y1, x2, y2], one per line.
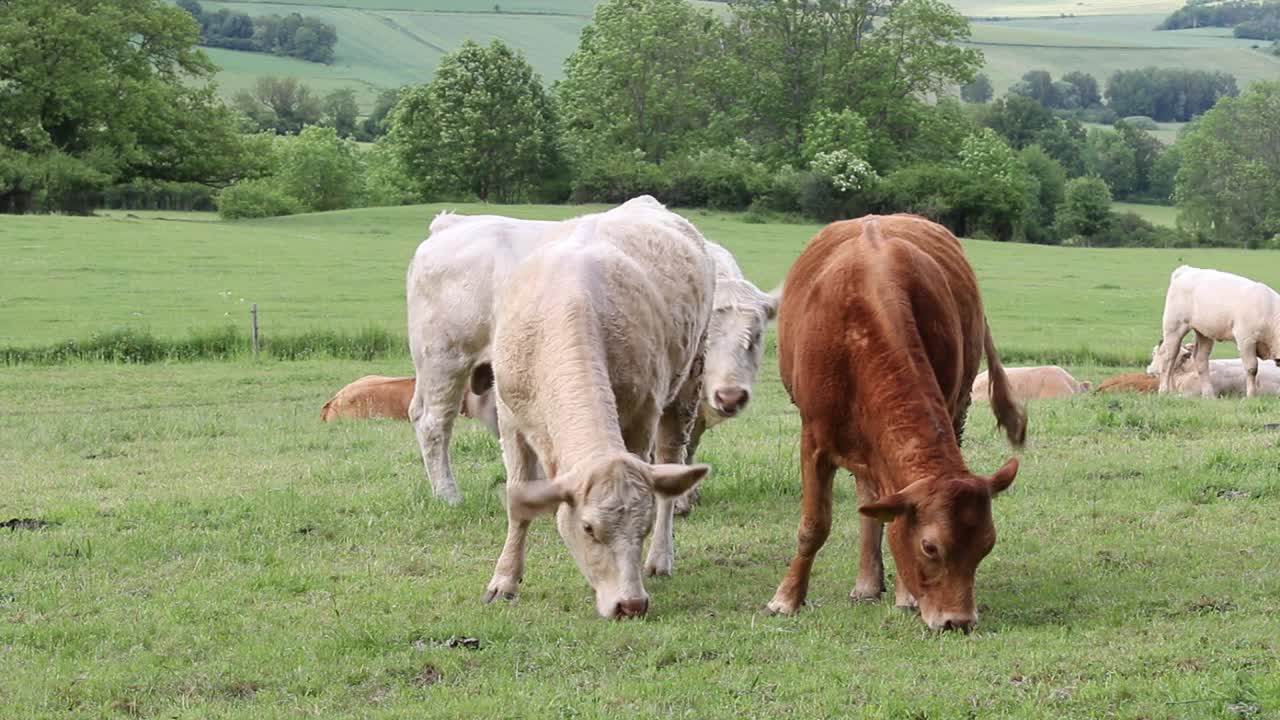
[406, 212, 582, 504]
[970, 365, 1090, 402]
[1148, 343, 1280, 397]
[484, 200, 714, 619]
[1152, 265, 1280, 398]
[406, 200, 778, 505]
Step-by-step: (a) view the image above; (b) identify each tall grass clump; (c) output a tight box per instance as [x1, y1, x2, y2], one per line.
[0, 326, 404, 365]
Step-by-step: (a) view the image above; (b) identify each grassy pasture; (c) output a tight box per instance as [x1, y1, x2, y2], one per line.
[4, 204, 1279, 363]
[1112, 202, 1180, 228]
[5, 335, 1280, 714]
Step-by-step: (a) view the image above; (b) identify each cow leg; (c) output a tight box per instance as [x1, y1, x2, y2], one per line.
[850, 477, 885, 601]
[647, 382, 695, 577]
[483, 422, 540, 603]
[767, 431, 835, 615]
[1193, 332, 1215, 398]
[1239, 336, 1260, 398]
[409, 359, 471, 505]
[1156, 327, 1187, 394]
[673, 415, 708, 517]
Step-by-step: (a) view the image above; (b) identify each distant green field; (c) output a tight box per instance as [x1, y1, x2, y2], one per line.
[954, 0, 1181, 17]
[969, 14, 1280, 96]
[4, 204, 1279, 362]
[1112, 202, 1180, 228]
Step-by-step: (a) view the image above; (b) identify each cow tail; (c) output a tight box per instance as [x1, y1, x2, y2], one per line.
[983, 322, 1027, 448]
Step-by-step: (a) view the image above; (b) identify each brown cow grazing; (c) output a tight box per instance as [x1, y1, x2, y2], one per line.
[1094, 372, 1158, 394]
[766, 215, 1026, 632]
[322, 375, 499, 434]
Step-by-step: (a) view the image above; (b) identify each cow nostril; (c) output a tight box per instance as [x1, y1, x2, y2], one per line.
[714, 388, 749, 413]
[941, 618, 974, 633]
[615, 597, 649, 618]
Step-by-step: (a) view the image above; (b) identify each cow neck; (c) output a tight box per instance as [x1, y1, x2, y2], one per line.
[856, 310, 971, 496]
[539, 309, 628, 475]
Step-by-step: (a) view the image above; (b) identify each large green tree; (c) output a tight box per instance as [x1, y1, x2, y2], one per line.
[0, 0, 258, 212]
[385, 40, 561, 203]
[1176, 81, 1280, 247]
[556, 0, 735, 166]
[730, 0, 981, 163]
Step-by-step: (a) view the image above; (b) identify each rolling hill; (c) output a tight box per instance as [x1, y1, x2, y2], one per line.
[193, 0, 1280, 118]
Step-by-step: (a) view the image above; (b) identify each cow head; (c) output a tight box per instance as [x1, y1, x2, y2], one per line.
[1147, 342, 1196, 375]
[701, 280, 781, 423]
[506, 455, 707, 619]
[859, 457, 1019, 632]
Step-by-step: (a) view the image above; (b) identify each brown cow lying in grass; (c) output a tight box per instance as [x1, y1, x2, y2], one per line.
[971, 365, 1090, 402]
[767, 214, 1025, 632]
[1095, 372, 1158, 394]
[321, 375, 498, 434]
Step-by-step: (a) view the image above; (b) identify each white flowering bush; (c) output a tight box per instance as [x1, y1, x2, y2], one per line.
[810, 149, 878, 193]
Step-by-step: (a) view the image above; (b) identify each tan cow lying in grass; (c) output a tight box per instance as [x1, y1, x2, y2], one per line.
[1148, 344, 1280, 397]
[407, 198, 777, 505]
[484, 197, 713, 619]
[971, 365, 1090, 402]
[321, 375, 497, 434]
[1151, 265, 1280, 398]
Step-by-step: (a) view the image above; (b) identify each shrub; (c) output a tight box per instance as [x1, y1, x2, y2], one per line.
[216, 179, 303, 219]
[1122, 115, 1159, 130]
[661, 146, 768, 210]
[1091, 211, 1190, 248]
[569, 150, 665, 204]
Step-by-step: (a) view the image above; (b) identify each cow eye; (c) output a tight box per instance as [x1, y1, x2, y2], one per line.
[582, 523, 595, 539]
[921, 539, 939, 558]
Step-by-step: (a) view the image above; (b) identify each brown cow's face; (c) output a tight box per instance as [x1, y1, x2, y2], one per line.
[861, 458, 1019, 632]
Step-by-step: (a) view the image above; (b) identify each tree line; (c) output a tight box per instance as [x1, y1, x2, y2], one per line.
[967, 67, 1237, 124]
[3, 0, 1278, 249]
[176, 0, 337, 64]
[1159, 0, 1280, 41]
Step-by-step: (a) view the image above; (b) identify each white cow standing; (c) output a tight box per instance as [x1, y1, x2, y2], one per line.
[1151, 265, 1280, 398]
[484, 199, 714, 618]
[1148, 343, 1280, 397]
[406, 198, 778, 505]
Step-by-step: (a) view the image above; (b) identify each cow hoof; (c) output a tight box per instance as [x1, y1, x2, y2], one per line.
[849, 584, 884, 602]
[435, 487, 464, 506]
[765, 595, 801, 616]
[482, 577, 519, 603]
[644, 558, 673, 578]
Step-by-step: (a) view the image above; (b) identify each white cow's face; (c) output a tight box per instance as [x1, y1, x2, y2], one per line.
[508, 456, 706, 619]
[1148, 343, 1196, 375]
[702, 280, 780, 423]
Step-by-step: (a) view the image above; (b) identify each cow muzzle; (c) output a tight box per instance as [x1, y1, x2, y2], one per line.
[712, 387, 750, 417]
[926, 612, 977, 633]
[613, 596, 650, 619]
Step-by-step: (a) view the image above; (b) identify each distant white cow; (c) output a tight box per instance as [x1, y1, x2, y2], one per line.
[406, 200, 777, 505]
[1149, 343, 1280, 397]
[484, 199, 714, 618]
[970, 365, 1090, 403]
[1151, 265, 1280, 398]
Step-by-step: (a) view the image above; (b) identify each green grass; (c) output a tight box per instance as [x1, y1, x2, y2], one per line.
[953, 0, 1183, 16]
[6, 203, 1280, 362]
[4, 354, 1280, 716]
[1113, 201, 1180, 228]
[1085, 120, 1185, 146]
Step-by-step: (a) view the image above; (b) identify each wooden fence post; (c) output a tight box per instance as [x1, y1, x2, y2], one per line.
[250, 303, 260, 360]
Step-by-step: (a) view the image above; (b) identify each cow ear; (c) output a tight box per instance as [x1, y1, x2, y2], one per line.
[649, 464, 709, 498]
[506, 479, 573, 521]
[1078, 381, 1092, 393]
[859, 492, 911, 523]
[764, 284, 783, 320]
[986, 457, 1019, 496]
